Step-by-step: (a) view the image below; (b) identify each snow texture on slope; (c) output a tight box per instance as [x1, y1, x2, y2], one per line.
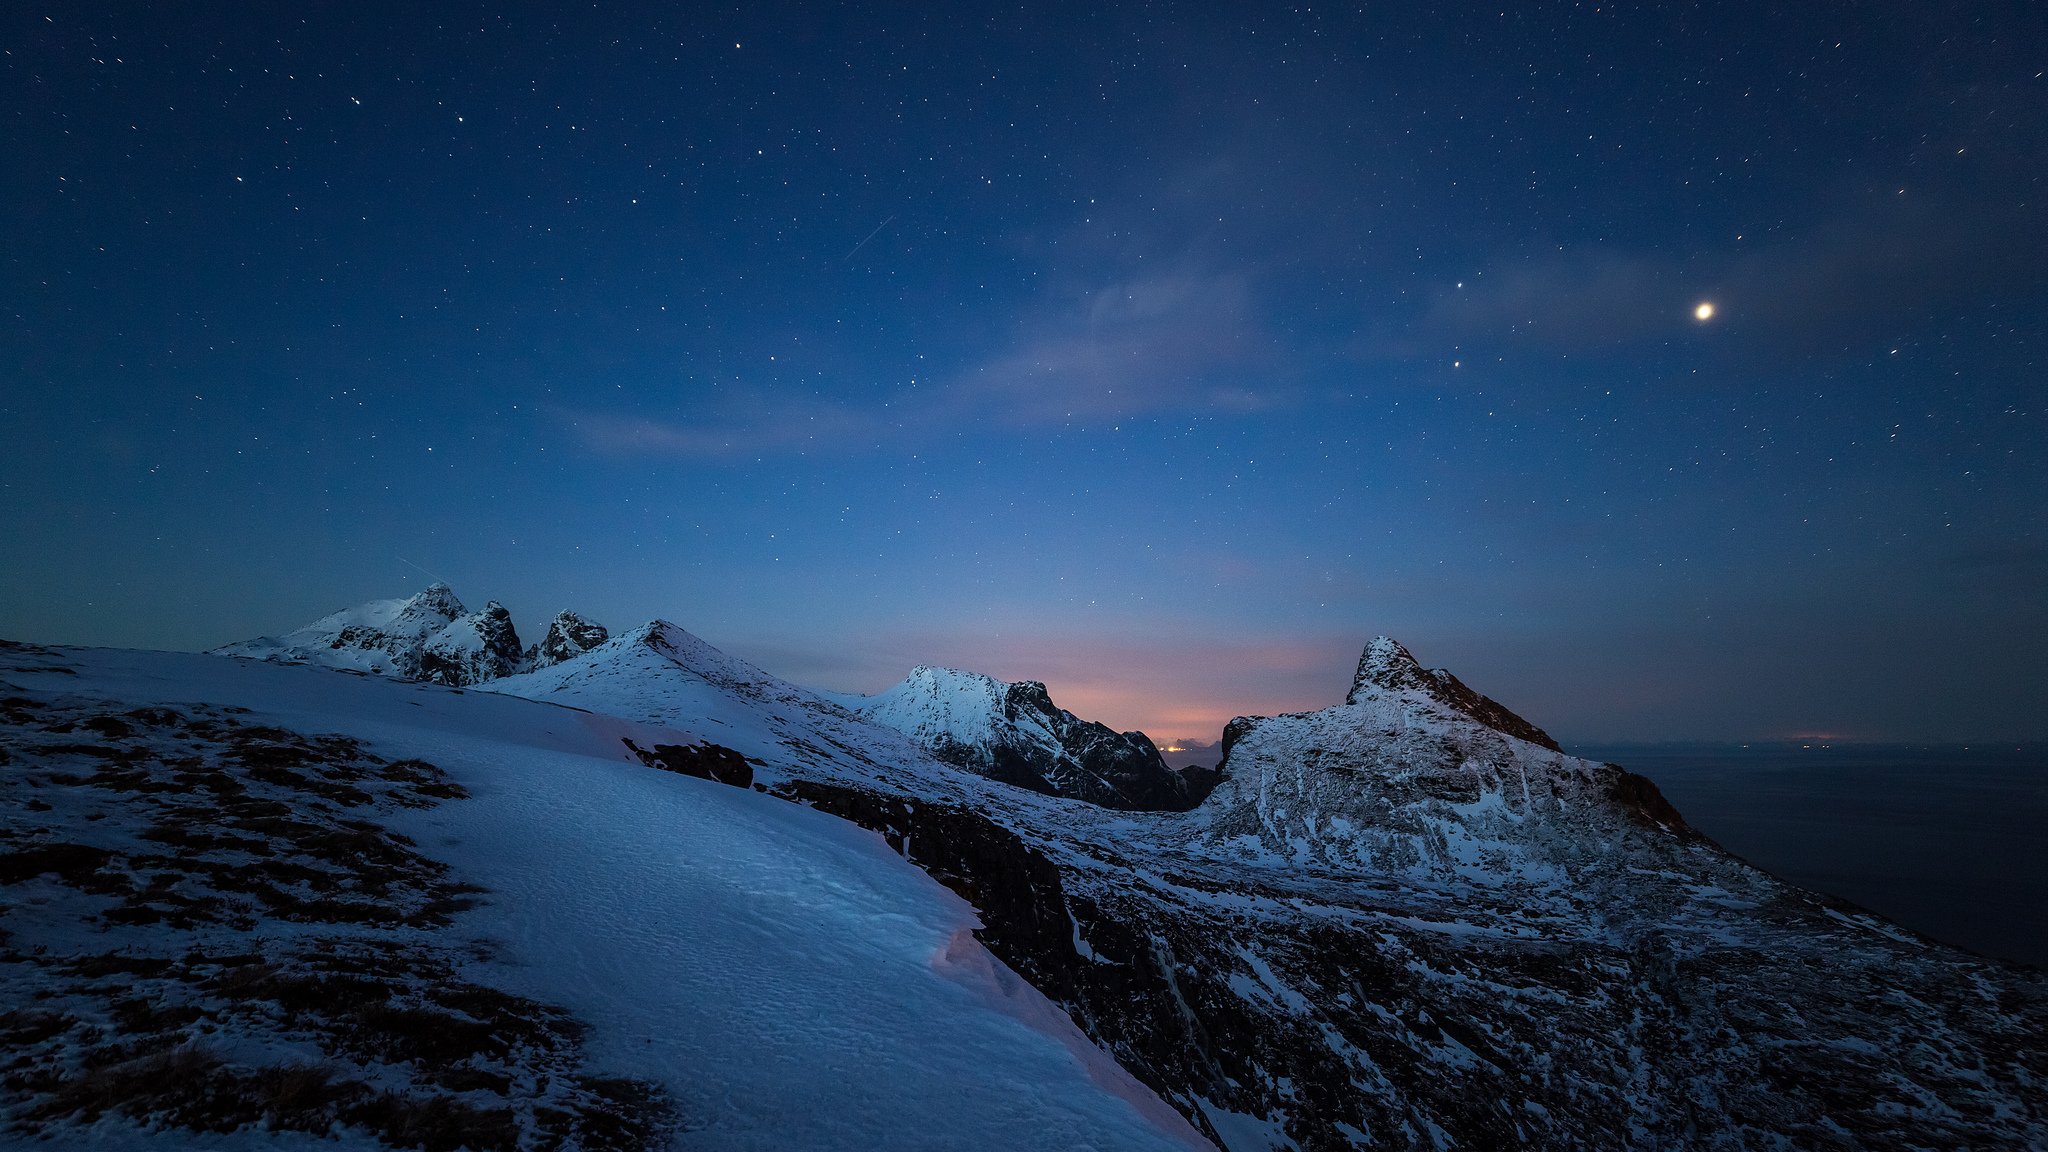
[0, 640, 1212, 1152]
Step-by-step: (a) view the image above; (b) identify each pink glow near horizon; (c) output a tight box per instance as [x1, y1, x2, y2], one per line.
[879, 633, 1360, 742]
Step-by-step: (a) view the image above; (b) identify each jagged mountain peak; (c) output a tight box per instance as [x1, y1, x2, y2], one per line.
[905, 663, 995, 683]
[1347, 635, 1429, 696]
[1345, 635, 1560, 751]
[409, 581, 466, 616]
[418, 600, 524, 686]
[848, 665, 1200, 811]
[530, 609, 609, 670]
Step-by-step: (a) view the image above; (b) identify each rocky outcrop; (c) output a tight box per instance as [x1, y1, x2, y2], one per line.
[418, 601, 525, 686]
[621, 737, 756, 789]
[530, 611, 610, 670]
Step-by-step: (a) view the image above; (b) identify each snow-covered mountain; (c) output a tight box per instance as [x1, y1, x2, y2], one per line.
[832, 665, 1206, 810]
[212, 585, 599, 688]
[18, 609, 2047, 1150]
[485, 619, 2045, 1150]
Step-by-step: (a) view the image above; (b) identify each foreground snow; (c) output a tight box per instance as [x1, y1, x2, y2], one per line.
[0, 642, 1209, 1151]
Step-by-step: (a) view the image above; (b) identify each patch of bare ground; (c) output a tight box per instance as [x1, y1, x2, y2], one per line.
[1, 690, 679, 1149]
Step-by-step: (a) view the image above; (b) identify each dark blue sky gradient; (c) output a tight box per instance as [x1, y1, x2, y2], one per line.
[4, 3, 2044, 741]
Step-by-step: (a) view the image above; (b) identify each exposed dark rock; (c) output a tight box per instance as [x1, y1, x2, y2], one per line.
[417, 601, 524, 687]
[0, 696, 680, 1148]
[620, 738, 755, 790]
[530, 611, 610, 670]
[1602, 762, 1706, 841]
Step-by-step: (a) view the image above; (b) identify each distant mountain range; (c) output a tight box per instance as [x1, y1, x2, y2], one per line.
[211, 582, 608, 685]
[0, 585, 2035, 1149]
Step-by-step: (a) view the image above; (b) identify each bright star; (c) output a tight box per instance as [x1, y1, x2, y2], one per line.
[1694, 302, 1715, 321]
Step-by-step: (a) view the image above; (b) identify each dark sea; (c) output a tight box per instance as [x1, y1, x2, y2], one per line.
[1573, 742, 2048, 969]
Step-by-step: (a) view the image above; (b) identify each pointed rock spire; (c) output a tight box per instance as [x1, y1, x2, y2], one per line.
[1348, 636, 1433, 701]
[1346, 636, 1561, 751]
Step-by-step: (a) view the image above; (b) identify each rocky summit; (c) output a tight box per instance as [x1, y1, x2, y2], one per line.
[529, 609, 610, 669]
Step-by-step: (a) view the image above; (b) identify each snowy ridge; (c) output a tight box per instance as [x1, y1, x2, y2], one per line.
[212, 583, 469, 679]
[1345, 635, 1561, 751]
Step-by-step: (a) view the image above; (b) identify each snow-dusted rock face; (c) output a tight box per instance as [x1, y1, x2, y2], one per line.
[1345, 634, 1561, 750]
[847, 665, 1202, 810]
[214, 585, 602, 686]
[416, 600, 524, 686]
[528, 609, 609, 669]
[1198, 634, 1686, 878]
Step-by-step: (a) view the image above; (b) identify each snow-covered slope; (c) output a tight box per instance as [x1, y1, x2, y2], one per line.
[0, 639, 1211, 1151]
[840, 665, 1202, 810]
[212, 585, 600, 688]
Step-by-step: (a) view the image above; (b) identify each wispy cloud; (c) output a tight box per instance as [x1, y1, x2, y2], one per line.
[563, 264, 1292, 459]
[957, 269, 1282, 424]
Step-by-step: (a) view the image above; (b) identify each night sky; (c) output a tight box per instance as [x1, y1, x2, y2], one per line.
[4, 3, 2044, 743]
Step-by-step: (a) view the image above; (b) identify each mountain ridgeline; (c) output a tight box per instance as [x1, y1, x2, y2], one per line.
[213, 584, 608, 687]
[217, 586, 1211, 812]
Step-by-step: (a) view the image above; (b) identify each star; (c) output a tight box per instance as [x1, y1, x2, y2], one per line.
[1694, 302, 1715, 321]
